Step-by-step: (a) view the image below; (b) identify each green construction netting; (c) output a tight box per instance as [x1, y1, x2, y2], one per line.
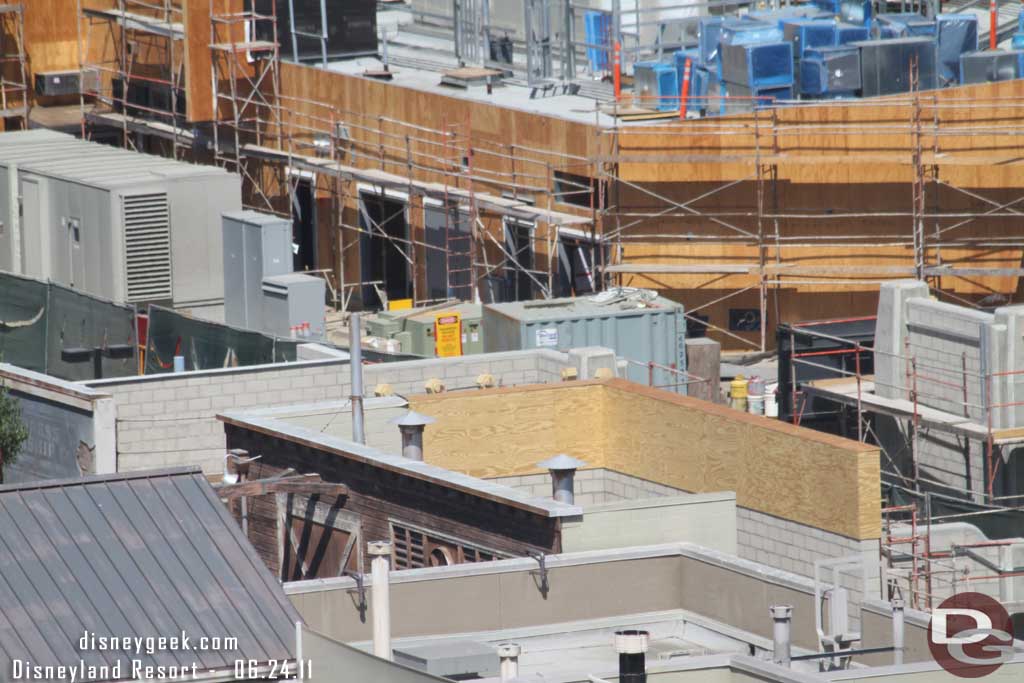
[144, 305, 298, 374]
[0, 272, 137, 381]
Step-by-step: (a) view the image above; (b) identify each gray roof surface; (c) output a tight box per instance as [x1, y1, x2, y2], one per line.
[0, 468, 300, 679]
[0, 129, 230, 191]
[484, 291, 683, 322]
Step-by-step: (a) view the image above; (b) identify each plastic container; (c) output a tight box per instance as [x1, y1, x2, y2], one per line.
[730, 375, 749, 412]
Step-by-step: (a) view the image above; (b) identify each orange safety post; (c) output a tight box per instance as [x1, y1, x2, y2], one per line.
[991, 0, 998, 49]
[613, 41, 622, 100]
[679, 57, 692, 119]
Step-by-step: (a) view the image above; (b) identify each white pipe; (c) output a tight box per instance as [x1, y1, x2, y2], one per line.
[368, 541, 392, 660]
[892, 598, 905, 666]
[497, 643, 521, 682]
[8, 162, 20, 273]
[770, 605, 793, 667]
[295, 621, 304, 682]
[350, 313, 365, 444]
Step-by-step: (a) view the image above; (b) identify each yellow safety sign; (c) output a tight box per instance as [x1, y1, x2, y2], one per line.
[434, 313, 463, 357]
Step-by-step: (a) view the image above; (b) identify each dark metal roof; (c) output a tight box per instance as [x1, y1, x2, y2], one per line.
[0, 467, 300, 679]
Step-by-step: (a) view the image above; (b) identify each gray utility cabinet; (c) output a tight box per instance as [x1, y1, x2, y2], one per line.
[0, 129, 240, 317]
[262, 273, 326, 341]
[482, 289, 688, 393]
[222, 211, 292, 331]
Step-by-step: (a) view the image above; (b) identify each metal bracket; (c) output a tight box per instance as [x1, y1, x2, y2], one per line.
[529, 551, 549, 599]
[344, 570, 368, 622]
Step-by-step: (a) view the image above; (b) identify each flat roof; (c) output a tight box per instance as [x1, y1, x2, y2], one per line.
[484, 289, 682, 322]
[0, 129, 231, 191]
[218, 403, 583, 518]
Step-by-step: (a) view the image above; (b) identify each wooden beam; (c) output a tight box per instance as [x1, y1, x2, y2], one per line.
[214, 474, 348, 499]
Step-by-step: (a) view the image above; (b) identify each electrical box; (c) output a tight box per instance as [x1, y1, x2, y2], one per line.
[261, 273, 326, 341]
[222, 211, 292, 331]
[366, 302, 484, 357]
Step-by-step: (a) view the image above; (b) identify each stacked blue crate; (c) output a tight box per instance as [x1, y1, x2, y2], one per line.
[800, 45, 861, 97]
[584, 11, 612, 72]
[874, 13, 936, 37]
[936, 14, 978, 86]
[783, 19, 837, 59]
[1013, 11, 1024, 49]
[698, 16, 725, 68]
[718, 20, 785, 82]
[834, 23, 869, 45]
[634, 61, 680, 111]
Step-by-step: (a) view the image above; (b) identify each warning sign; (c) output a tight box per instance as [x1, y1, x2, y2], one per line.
[435, 313, 463, 357]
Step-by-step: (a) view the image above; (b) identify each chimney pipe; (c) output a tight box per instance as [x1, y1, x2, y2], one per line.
[536, 454, 587, 505]
[350, 313, 365, 444]
[497, 643, 521, 682]
[770, 605, 793, 667]
[614, 630, 648, 683]
[389, 411, 436, 461]
[368, 540, 392, 660]
[892, 598, 905, 666]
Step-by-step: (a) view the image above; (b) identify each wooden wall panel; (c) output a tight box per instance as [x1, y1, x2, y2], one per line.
[411, 380, 882, 540]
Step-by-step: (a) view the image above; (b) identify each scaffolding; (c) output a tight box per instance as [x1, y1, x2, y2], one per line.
[0, 3, 28, 127]
[78, 0, 190, 158]
[596, 84, 1024, 353]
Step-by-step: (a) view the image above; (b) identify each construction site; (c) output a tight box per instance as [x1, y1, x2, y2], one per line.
[1, 0, 1024, 680]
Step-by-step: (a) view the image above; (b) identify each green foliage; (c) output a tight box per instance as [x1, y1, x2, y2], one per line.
[0, 382, 28, 479]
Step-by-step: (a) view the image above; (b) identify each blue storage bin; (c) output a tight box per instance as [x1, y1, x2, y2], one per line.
[834, 22, 869, 44]
[874, 13, 936, 37]
[721, 41, 794, 88]
[584, 11, 612, 71]
[698, 16, 725, 68]
[675, 49, 699, 87]
[725, 82, 794, 109]
[687, 66, 711, 115]
[936, 14, 978, 85]
[783, 19, 837, 58]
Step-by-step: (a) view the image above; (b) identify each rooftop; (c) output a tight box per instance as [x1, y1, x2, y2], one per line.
[0, 468, 300, 676]
[0, 129, 230, 190]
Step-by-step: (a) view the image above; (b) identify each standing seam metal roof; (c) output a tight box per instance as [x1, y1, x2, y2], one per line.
[0, 130, 230, 191]
[0, 467, 299, 680]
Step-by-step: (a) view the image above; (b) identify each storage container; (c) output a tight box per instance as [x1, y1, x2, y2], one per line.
[853, 37, 937, 96]
[936, 14, 978, 85]
[482, 288, 687, 392]
[800, 45, 861, 95]
[721, 41, 794, 88]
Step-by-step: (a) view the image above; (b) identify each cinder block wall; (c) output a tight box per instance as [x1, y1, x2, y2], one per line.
[84, 349, 572, 474]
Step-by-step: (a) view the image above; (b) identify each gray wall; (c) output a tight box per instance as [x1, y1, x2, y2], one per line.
[490, 467, 689, 506]
[85, 348, 574, 474]
[561, 492, 737, 554]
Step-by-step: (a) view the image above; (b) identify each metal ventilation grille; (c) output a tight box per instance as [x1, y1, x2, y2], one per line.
[122, 193, 172, 302]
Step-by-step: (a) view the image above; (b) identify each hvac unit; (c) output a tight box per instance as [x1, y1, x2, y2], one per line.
[222, 211, 292, 331]
[0, 130, 240, 314]
[782, 19, 836, 59]
[936, 14, 979, 85]
[725, 82, 794, 110]
[853, 37, 937, 96]
[584, 11, 612, 71]
[834, 23, 869, 45]
[261, 273, 326, 341]
[634, 61, 679, 111]
[721, 42, 794, 89]
[800, 46, 861, 96]
[35, 69, 100, 97]
[482, 289, 687, 392]
[959, 50, 1024, 84]
[721, 20, 785, 46]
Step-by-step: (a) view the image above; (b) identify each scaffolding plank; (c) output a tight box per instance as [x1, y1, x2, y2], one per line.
[240, 142, 593, 226]
[603, 263, 757, 274]
[82, 7, 184, 40]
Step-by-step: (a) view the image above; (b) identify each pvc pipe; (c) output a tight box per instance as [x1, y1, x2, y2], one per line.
[497, 643, 521, 682]
[368, 541, 392, 660]
[770, 605, 793, 666]
[892, 598, 905, 666]
[350, 313, 365, 445]
[680, 57, 692, 119]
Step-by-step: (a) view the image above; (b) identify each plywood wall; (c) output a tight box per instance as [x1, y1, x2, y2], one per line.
[410, 379, 881, 540]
